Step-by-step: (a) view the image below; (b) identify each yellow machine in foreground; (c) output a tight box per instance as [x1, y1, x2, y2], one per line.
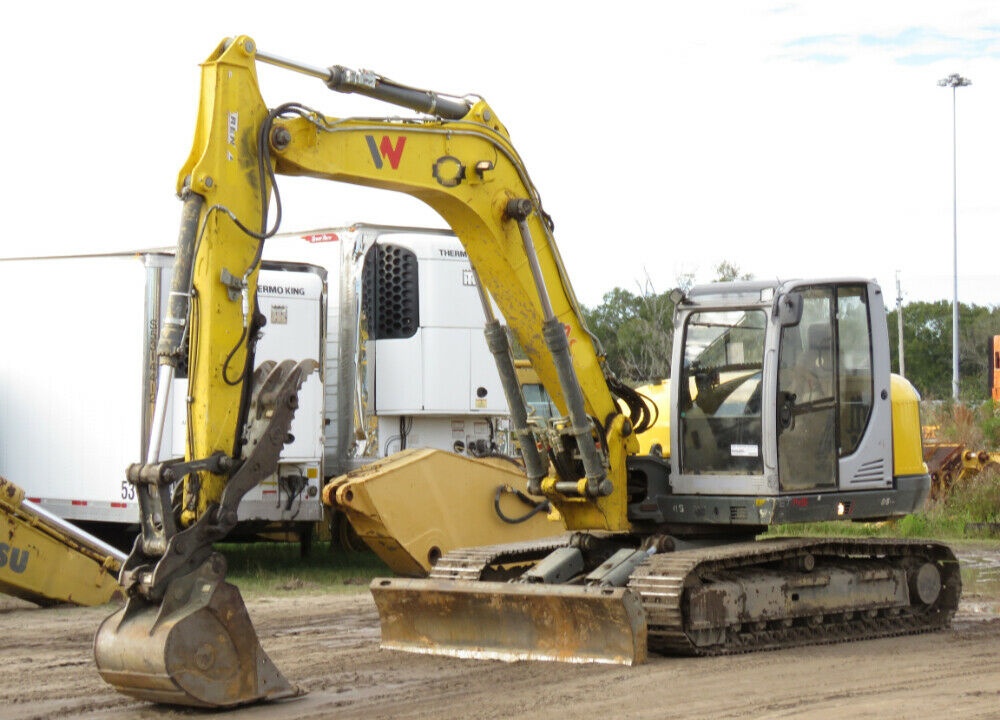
[0, 476, 124, 606]
[95, 37, 960, 707]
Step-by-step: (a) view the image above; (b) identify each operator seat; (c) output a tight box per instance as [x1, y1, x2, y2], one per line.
[790, 323, 832, 403]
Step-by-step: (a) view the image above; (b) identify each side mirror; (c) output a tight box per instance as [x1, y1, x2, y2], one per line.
[775, 292, 803, 327]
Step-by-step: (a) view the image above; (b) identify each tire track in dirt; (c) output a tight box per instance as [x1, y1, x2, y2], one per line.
[1, 561, 999, 720]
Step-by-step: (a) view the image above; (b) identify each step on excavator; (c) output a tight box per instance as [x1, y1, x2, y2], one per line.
[94, 36, 960, 707]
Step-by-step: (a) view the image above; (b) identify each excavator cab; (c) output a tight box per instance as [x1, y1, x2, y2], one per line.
[662, 278, 929, 525]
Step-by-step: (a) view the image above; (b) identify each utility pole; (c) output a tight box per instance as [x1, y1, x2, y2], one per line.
[938, 72, 971, 401]
[895, 271, 905, 377]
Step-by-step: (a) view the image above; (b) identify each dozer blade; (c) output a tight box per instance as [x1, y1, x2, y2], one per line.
[94, 557, 300, 708]
[371, 577, 648, 665]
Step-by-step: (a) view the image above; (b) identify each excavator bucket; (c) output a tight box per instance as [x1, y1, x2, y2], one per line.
[325, 448, 563, 577]
[94, 556, 299, 708]
[370, 577, 648, 665]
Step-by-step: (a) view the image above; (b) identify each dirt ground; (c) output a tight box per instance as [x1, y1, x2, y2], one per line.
[3, 545, 1000, 720]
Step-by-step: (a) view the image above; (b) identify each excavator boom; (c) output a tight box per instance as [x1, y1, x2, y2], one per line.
[0, 476, 124, 607]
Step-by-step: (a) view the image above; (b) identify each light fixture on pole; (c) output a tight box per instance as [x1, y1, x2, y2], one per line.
[937, 72, 970, 401]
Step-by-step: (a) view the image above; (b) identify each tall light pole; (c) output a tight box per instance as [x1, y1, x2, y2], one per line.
[896, 271, 905, 377]
[938, 72, 971, 401]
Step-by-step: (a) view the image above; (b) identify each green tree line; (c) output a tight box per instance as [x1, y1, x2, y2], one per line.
[886, 300, 1000, 401]
[583, 285, 676, 382]
[581, 263, 752, 384]
[584, 281, 999, 403]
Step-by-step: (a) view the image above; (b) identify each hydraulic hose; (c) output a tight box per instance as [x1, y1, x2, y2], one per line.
[494, 485, 551, 524]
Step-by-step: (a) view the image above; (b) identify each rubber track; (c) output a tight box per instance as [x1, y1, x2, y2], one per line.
[628, 537, 962, 656]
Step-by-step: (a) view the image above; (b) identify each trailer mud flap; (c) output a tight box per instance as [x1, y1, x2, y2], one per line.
[94, 564, 299, 708]
[370, 577, 648, 665]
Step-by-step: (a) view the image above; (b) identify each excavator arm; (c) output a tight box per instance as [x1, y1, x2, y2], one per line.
[94, 38, 318, 707]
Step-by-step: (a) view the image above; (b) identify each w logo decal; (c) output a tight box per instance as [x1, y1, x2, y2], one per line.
[366, 135, 407, 170]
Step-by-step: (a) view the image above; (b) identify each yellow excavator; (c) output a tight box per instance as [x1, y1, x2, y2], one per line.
[94, 36, 960, 707]
[1, 476, 125, 607]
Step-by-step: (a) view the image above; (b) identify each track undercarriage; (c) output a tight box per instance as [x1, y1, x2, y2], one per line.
[371, 535, 961, 664]
[633, 537, 961, 655]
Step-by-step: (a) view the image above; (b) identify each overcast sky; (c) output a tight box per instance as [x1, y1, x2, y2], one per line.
[3, 1, 997, 309]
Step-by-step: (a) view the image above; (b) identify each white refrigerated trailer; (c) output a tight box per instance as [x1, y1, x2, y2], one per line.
[0, 252, 327, 546]
[0, 225, 510, 548]
[260, 224, 510, 476]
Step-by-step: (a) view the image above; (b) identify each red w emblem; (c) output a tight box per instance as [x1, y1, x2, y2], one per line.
[366, 135, 406, 169]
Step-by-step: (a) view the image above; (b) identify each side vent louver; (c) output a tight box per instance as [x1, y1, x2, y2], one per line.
[850, 458, 886, 484]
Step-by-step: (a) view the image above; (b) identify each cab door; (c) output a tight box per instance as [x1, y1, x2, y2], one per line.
[775, 283, 882, 493]
[776, 287, 837, 491]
